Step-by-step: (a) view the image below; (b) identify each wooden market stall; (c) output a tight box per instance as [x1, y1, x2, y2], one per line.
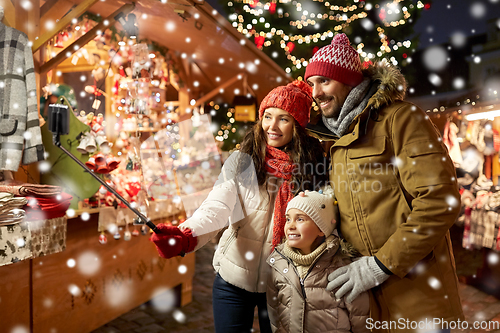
[0, 0, 290, 332]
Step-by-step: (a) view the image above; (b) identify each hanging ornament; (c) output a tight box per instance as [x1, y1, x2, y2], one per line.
[113, 230, 121, 240]
[140, 225, 148, 235]
[254, 36, 265, 49]
[55, 34, 64, 48]
[268, 3, 276, 14]
[286, 42, 295, 53]
[124, 223, 132, 241]
[132, 228, 140, 237]
[312, 46, 319, 56]
[99, 232, 107, 244]
[126, 158, 134, 171]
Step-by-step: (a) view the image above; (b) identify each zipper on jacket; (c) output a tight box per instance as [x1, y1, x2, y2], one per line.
[299, 277, 306, 300]
[255, 197, 273, 291]
[221, 226, 240, 255]
[275, 243, 332, 300]
[274, 249, 307, 299]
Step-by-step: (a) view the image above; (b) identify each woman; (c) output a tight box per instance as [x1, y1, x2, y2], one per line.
[150, 80, 329, 333]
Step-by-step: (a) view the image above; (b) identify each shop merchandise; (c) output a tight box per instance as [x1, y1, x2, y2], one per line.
[24, 191, 72, 220]
[29, 216, 67, 258]
[443, 119, 463, 167]
[0, 192, 27, 225]
[0, 182, 62, 197]
[0, 10, 45, 171]
[0, 221, 31, 266]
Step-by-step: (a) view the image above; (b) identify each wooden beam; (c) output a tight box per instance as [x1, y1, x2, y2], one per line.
[39, 3, 135, 75]
[32, 0, 99, 52]
[40, 0, 61, 17]
[193, 73, 244, 108]
[39, 0, 75, 38]
[2, 0, 16, 28]
[172, 53, 192, 92]
[192, 60, 215, 87]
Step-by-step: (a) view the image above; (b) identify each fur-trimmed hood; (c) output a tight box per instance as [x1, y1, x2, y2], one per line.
[363, 60, 407, 110]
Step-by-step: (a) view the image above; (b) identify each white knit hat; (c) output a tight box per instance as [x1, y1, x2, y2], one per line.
[286, 186, 337, 237]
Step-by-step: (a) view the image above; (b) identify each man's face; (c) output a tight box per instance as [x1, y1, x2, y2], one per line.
[307, 76, 353, 119]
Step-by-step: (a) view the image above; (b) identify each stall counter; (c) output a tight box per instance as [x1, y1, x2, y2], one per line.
[0, 212, 194, 333]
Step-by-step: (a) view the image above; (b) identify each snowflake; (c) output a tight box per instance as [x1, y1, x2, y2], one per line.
[428, 277, 442, 290]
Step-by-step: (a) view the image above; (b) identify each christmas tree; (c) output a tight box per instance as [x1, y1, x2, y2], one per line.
[221, 0, 431, 80]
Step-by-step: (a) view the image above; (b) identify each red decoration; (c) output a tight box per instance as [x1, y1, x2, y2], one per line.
[249, 0, 258, 8]
[99, 233, 107, 244]
[286, 42, 295, 53]
[55, 34, 64, 48]
[424, 3, 431, 10]
[402, 53, 407, 59]
[378, 8, 386, 20]
[254, 36, 265, 49]
[362, 60, 373, 69]
[312, 46, 319, 55]
[269, 3, 276, 14]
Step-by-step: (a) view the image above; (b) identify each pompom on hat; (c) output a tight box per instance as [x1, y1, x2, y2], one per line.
[258, 80, 313, 128]
[286, 186, 338, 237]
[304, 33, 363, 87]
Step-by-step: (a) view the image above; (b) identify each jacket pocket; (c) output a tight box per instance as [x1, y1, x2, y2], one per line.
[404, 140, 453, 187]
[0, 118, 18, 136]
[405, 140, 444, 157]
[347, 136, 386, 159]
[221, 227, 240, 255]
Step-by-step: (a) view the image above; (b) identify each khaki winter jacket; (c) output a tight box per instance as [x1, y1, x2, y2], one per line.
[267, 236, 370, 333]
[181, 151, 278, 292]
[307, 64, 464, 331]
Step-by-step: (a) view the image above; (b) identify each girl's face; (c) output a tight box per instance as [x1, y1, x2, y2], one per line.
[261, 108, 294, 148]
[285, 208, 324, 255]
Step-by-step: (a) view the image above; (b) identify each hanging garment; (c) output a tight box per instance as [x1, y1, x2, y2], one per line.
[445, 122, 463, 168]
[0, 18, 44, 171]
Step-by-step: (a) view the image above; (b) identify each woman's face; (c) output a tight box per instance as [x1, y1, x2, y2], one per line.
[261, 108, 294, 148]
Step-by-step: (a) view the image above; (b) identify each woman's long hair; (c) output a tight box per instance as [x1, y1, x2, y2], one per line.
[237, 118, 329, 193]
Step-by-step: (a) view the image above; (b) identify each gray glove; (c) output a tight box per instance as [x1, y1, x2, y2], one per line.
[326, 256, 390, 303]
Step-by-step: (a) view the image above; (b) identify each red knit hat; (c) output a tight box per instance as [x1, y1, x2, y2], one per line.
[258, 80, 313, 128]
[304, 33, 363, 87]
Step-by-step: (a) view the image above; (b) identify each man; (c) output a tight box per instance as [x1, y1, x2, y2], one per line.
[304, 33, 464, 332]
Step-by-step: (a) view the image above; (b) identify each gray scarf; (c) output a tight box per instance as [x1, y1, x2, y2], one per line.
[323, 78, 372, 137]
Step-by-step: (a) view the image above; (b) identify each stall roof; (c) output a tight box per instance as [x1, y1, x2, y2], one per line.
[56, 0, 291, 106]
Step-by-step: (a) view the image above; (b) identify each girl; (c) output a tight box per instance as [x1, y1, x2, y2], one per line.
[151, 80, 329, 333]
[267, 187, 370, 332]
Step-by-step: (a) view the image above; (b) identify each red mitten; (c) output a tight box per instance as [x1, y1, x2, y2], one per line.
[150, 223, 198, 259]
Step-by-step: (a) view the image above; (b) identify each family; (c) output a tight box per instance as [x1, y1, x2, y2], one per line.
[151, 33, 464, 333]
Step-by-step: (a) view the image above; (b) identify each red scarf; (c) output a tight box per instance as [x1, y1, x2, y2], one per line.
[265, 145, 295, 250]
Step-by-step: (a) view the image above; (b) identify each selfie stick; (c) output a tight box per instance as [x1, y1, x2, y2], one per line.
[48, 103, 158, 233]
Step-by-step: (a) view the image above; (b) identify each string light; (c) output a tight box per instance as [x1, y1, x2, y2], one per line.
[228, 0, 424, 71]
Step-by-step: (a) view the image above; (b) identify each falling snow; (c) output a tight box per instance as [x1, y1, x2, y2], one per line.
[422, 46, 448, 71]
[428, 277, 442, 290]
[77, 251, 101, 276]
[150, 288, 177, 313]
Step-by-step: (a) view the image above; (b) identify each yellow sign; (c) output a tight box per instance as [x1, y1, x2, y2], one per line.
[234, 104, 256, 122]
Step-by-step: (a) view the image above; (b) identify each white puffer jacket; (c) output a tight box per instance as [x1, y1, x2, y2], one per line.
[180, 151, 280, 292]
